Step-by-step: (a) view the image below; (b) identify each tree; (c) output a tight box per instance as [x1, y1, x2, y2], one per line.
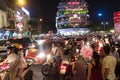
[27, 18, 41, 35]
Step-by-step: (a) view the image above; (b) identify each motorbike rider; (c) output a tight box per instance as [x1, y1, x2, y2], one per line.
[0, 45, 19, 80]
[50, 42, 58, 63]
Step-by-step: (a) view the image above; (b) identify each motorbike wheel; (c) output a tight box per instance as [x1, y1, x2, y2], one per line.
[41, 64, 51, 76]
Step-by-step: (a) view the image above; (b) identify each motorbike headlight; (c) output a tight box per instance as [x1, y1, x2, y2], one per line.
[86, 42, 90, 45]
[37, 52, 45, 58]
[47, 54, 51, 59]
[76, 49, 79, 53]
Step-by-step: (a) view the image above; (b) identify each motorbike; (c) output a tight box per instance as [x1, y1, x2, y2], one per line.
[0, 60, 34, 80]
[59, 60, 69, 75]
[59, 60, 72, 80]
[41, 54, 57, 76]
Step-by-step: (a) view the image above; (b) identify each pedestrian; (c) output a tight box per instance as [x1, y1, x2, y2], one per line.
[87, 52, 103, 80]
[102, 44, 117, 80]
[110, 46, 119, 62]
[74, 55, 87, 80]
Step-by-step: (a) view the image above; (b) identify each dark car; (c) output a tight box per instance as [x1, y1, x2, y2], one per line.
[7, 37, 39, 49]
[0, 39, 7, 51]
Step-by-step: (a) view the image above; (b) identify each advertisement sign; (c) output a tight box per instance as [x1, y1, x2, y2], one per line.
[21, 7, 29, 16]
[114, 11, 120, 18]
[114, 11, 120, 34]
[114, 23, 120, 34]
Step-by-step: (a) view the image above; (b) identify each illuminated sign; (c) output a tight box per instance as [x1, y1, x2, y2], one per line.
[21, 7, 29, 16]
[114, 11, 120, 34]
[17, 11, 20, 15]
[67, 2, 80, 5]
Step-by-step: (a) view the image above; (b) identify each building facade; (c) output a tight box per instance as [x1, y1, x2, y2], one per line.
[0, 10, 7, 28]
[56, 0, 90, 36]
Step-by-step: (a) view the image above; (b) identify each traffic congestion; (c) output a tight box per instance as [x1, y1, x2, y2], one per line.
[0, 33, 120, 80]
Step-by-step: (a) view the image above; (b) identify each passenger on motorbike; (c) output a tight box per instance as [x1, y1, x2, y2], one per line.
[17, 44, 29, 80]
[50, 42, 58, 65]
[0, 45, 19, 80]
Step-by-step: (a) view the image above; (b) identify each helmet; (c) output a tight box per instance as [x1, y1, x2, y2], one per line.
[19, 44, 24, 50]
[7, 45, 16, 50]
[7, 44, 19, 54]
[12, 43, 20, 49]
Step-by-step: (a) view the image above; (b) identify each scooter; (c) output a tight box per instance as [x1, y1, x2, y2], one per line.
[59, 60, 69, 75]
[41, 54, 56, 76]
[0, 61, 33, 80]
[59, 60, 71, 80]
[59, 55, 76, 80]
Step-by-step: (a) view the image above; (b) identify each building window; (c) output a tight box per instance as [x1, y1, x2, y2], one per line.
[2, 15, 5, 26]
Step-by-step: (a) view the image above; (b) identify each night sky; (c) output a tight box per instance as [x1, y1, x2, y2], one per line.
[25, 0, 120, 30]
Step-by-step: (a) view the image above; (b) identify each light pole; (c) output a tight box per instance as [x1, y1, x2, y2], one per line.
[101, 22, 108, 31]
[39, 18, 42, 22]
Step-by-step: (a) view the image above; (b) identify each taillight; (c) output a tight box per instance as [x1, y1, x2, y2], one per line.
[60, 65, 67, 70]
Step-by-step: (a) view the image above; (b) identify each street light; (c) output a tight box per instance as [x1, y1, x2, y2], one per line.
[98, 13, 103, 17]
[101, 22, 108, 31]
[16, 0, 25, 6]
[40, 18, 42, 22]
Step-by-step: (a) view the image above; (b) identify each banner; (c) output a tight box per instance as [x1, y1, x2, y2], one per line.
[114, 11, 120, 34]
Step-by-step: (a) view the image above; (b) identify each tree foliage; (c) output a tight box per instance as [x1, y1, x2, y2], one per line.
[27, 18, 41, 35]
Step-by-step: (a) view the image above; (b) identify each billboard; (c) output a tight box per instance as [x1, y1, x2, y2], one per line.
[114, 11, 120, 34]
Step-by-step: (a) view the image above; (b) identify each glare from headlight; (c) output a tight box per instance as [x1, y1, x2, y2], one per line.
[86, 42, 90, 45]
[76, 49, 79, 53]
[47, 54, 51, 59]
[38, 40, 45, 45]
[37, 52, 45, 58]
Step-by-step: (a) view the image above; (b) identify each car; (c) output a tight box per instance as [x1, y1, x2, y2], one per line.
[7, 37, 39, 49]
[0, 39, 8, 51]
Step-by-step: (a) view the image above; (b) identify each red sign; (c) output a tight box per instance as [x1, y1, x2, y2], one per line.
[114, 11, 120, 34]
[67, 2, 80, 5]
[114, 23, 120, 34]
[114, 11, 120, 18]
[114, 17, 120, 23]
